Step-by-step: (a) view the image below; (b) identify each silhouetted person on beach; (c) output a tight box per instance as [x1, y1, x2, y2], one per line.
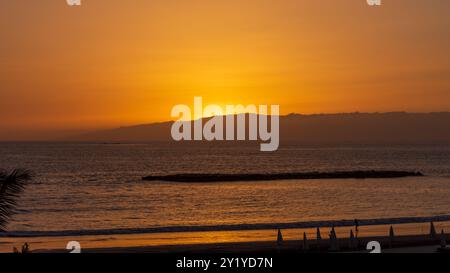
[21, 243, 30, 254]
[354, 219, 359, 238]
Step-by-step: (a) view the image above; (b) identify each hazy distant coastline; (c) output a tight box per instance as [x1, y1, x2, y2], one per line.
[60, 112, 450, 145]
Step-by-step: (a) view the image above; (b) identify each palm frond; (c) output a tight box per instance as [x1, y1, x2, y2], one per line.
[0, 169, 33, 232]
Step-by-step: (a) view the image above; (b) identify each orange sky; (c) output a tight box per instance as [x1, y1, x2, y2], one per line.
[0, 0, 449, 139]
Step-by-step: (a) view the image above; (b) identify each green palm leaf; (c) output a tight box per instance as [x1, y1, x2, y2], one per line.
[0, 169, 32, 232]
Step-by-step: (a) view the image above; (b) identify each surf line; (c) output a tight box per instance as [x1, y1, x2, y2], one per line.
[170, 97, 279, 152]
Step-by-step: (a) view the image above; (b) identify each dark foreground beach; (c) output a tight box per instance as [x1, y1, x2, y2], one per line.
[3, 221, 450, 254]
[30, 233, 450, 254]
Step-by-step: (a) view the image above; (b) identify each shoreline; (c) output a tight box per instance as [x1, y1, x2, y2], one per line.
[3, 215, 450, 238]
[3, 221, 450, 254]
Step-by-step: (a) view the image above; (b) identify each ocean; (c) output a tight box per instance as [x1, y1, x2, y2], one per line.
[1, 142, 450, 238]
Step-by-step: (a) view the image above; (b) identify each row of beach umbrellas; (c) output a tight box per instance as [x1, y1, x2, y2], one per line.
[276, 222, 447, 252]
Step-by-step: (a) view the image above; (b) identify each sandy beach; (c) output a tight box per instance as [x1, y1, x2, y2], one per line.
[2, 221, 449, 254]
[30, 233, 450, 254]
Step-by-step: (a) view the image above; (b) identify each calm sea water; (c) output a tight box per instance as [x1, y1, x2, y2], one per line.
[1, 142, 450, 236]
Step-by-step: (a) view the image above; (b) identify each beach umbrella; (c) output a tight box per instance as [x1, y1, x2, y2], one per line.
[329, 227, 339, 251]
[440, 230, 447, 249]
[331, 226, 337, 238]
[316, 227, 322, 251]
[389, 226, 395, 248]
[430, 222, 437, 239]
[316, 227, 322, 240]
[303, 232, 309, 251]
[349, 229, 357, 250]
[389, 226, 395, 238]
[277, 229, 284, 246]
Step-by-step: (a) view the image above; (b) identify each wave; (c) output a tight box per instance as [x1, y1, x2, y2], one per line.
[2, 215, 449, 238]
[142, 170, 424, 182]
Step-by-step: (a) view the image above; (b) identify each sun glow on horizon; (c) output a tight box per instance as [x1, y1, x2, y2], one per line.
[1, 1, 450, 140]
